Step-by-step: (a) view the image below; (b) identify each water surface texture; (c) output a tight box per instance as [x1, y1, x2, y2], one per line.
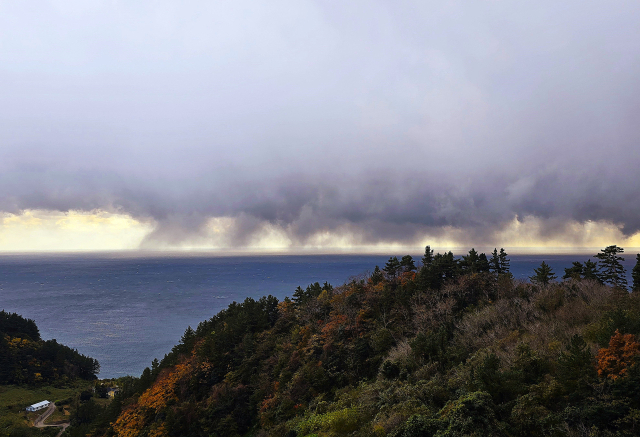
[0, 253, 635, 378]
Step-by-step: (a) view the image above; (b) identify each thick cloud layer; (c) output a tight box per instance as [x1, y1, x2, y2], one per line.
[1, 1, 639, 249]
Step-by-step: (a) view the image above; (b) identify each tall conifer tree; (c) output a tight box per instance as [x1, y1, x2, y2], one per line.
[478, 253, 491, 272]
[595, 245, 627, 289]
[400, 255, 416, 272]
[384, 256, 401, 279]
[498, 248, 510, 273]
[490, 248, 501, 274]
[583, 259, 600, 282]
[461, 248, 480, 273]
[422, 245, 434, 266]
[632, 254, 640, 293]
[564, 262, 584, 280]
[530, 261, 556, 286]
[371, 266, 383, 285]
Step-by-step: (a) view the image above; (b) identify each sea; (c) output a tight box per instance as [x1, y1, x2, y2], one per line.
[0, 252, 637, 379]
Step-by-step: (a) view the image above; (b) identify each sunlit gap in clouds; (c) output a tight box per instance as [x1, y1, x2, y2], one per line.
[1, 209, 639, 254]
[0, 210, 153, 252]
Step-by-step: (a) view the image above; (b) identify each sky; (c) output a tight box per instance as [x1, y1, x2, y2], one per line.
[1, 1, 639, 253]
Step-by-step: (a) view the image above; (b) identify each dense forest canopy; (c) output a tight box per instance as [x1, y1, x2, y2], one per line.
[0, 310, 100, 385]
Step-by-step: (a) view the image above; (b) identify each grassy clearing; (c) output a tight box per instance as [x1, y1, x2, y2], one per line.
[0, 382, 88, 412]
[0, 381, 91, 435]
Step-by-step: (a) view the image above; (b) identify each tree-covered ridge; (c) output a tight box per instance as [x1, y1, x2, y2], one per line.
[80, 247, 640, 436]
[0, 310, 40, 341]
[0, 310, 99, 385]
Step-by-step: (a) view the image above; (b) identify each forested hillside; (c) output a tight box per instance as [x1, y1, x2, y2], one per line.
[0, 310, 100, 385]
[72, 246, 640, 436]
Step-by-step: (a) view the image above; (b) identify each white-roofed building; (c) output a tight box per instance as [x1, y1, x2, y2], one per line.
[26, 400, 51, 412]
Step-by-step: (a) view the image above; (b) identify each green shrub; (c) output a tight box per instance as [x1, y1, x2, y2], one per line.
[438, 391, 505, 436]
[296, 408, 361, 435]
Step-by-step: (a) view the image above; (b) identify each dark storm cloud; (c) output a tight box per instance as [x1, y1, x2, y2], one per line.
[1, 1, 639, 248]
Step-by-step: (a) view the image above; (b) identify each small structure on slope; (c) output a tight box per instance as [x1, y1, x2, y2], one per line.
[26, 400, 50, 412]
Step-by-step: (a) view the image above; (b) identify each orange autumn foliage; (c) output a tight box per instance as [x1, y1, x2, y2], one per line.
[112, 406, 147, 437]
[140, 361, 192, 409]
[399, 270, 417, 286]
[277, 299, 295, 316]
[112, 358, 195, 437]
[321, 314, 348, 340]
[595, 329, 640, 380]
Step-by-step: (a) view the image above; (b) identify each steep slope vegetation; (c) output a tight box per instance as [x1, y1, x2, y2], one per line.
[86, 252, 640, 436]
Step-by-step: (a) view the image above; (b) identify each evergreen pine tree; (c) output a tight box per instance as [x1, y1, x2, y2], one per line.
[477, 253, 491, 273]
[139, 367, 153, 392]
[384, 256, 401, 279]
[428, 252, 446, 289]
[306, 282, 324, 299]
[595, 245, 627, 289]
[371, 266, 384, 285]
[530, 261, 556, 286]
[461, 248, 480, 273]
[490, 248, 501, 274]
[422, 245, 434, 266]
[563, 262, 583, 280]
[498, 248, 510, 273]
[583, 259, 600, 282]
[180, 326, 196, 351]
[293, 286, 306, 303]
[557, 334, 595, 397]
[632, 254, 640, 293]
[400, 255, 416, 272]
[419, 252, 442, 291]
[440, 251, 459, 280]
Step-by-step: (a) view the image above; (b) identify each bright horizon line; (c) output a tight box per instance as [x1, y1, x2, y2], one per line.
[0, 246, 638, 257]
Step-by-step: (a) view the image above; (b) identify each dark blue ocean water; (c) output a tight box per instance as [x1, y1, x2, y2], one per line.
[0, 253, 636, 378]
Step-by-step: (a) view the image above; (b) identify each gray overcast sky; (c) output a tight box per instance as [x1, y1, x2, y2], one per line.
[1, 1, 639, 251]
